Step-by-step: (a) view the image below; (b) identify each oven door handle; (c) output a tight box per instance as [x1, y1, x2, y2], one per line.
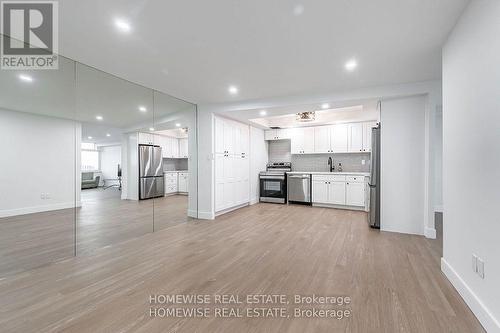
[288, 175, 310, 179]
[260, 175, 285, 180]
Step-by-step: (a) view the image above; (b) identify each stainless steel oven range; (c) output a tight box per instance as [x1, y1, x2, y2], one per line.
[259, 162, 292, 204]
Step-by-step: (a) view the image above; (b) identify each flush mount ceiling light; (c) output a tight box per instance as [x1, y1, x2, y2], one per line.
[87, 136, 93, 139]
[345, 59, 358, 71]
[106, 133, 111, 137]
[96, 115, 103, 120]
[149, 127, 155, 131]
[138, 106, 147, 112]
[259, 110, 267, 116]
[296, 111, 315, 122]
[18, 74, 33, 82]
[321, 103, 330, 109]
[114, 18, 132, 33]
[293, 4, 305, 16]
[228, 85, 238, 95]
[175, 123, 181, 127]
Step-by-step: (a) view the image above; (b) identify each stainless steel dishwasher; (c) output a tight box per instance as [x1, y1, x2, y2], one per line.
[287, 173, 312, 204]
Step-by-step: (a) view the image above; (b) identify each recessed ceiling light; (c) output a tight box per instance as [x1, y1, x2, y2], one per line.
[18, 74, 33, 82]
[321, 103, 330, 109]
[96, 115, 103, 120]
[149, 127, 155, 131]
[293, 4, 305, 16]
[114, 18, 131, 33]
[345, 59, 358, 71]
[175, 123, 181, 127]
[138, 106, 147, 112]
[228, 85, 238, 95]
[87, 136, 93, 139]
[106, 133, 111, 137]
[260, 110, 267, 116]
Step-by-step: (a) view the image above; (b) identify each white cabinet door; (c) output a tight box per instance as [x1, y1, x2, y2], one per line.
[331, 124, 348, 153]
[302, 127, 315, 153]
[346, 182, 365, 206]
[265, 130, 276, 140]
[178, 173, 188, 192]
[138, 132, 154, 145]
[232, 123, 241, 156]
[312, 180, 329, 204]
[290, 128, 305, 154]
[276, 128, 290, 139]
[330, 182, 346, 205]
[215, 117, 225, 154]
[314, 126, 330, 153]
[223, 120, 233, 154]
[348, 123, 364, 153]
[363, 121, 377, 152]
[240, 124, 249, 155]
[179, 138, 188, 158]
[171, 137, 179, 158]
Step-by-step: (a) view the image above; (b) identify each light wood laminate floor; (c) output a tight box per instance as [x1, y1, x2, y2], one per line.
[0, 189, 190, 276]
[0, 204, 483, 332]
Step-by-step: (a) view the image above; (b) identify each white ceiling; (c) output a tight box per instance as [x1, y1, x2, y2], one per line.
[58, 0, 469, 104]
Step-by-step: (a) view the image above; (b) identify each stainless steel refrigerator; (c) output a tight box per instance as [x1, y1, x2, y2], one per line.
[139, 144, 164, 200]
[368, 124, 381, 228]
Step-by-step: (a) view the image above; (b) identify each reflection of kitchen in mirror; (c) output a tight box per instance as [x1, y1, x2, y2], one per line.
[75, 64, 198, 253]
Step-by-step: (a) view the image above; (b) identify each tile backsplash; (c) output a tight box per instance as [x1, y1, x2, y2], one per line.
[268, 140, 370, 172]
[163, 158, 188, 171]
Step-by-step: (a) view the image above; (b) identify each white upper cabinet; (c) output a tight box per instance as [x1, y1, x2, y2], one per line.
[179, 138, 188, 158]
[331, 124, 348, 153]
[265, 129, 290, 140]
[362, 121, 377, 152]
[314, 126, 331, 153]
[138, 132, 154, 145]
[348, 123, 364, 153]
[291, 127, 314, 154]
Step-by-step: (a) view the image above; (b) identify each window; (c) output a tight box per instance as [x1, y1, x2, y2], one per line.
[81, 144, 100, 171]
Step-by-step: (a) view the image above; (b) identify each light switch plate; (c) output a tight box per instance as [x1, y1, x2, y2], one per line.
[472, 254, 478, 273]
[361, 159, 366, 165]
[477, 258, 484, 278]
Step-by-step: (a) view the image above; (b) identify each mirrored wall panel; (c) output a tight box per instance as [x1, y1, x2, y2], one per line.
[152, 91, 197, 231]
[0, 35, 77, 276]
[0, 34, 198, 276]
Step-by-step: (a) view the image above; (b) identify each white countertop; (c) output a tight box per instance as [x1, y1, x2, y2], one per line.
[164, 170, 188, 173]
[287, 171, 370, 176]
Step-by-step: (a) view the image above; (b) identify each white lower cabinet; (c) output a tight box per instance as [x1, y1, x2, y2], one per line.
[178, 172, 189, 193]
[312, 174, 365, 208]
[346, 182, 364, 206]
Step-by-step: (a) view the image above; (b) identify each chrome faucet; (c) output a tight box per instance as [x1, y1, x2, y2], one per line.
[328, 157, 334, 172]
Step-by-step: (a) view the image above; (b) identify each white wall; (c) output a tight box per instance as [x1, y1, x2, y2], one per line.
[100, 145, 121, 186]
[380, 96, 426, 235]
[442, 1, 500, 331]
[434, 108, 443, 212]
[0, 109, 80, 217]
[249, 126, 268, 204]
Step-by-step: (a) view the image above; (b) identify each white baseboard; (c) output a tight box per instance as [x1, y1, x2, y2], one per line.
[0, 201, 78, 218]
[197, 211, 215, 220]
[435, 205, 443, 213]
[441, 258, 499, 332]
[250, 197, 259, 205]
[215, 203, 249, 217]
[424, 227, 436, 239]
[187, 209, 198, 218]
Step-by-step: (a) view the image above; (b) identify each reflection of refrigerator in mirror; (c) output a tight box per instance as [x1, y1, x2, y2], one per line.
[139, 144, 164, 199]
[368, 124, 380, 228]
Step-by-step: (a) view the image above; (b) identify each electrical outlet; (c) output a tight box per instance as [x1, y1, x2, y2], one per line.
[472, 254, 478, 273]
[477, 258, 485, 279]
[361, 159, 366, 165]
